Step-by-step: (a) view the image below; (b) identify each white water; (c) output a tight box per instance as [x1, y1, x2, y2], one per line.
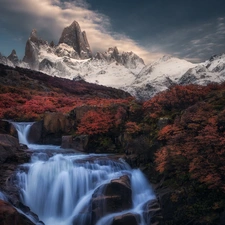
[13, 122, 156, 225]
[0, 191, 7, 201]
[10, 122, 34, 145]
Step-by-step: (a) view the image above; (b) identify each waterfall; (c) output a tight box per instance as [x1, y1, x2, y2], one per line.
[16, 151, 156, 225]
[10, 122, 34, 145]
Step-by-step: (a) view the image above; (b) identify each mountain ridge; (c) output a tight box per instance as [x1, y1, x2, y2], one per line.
[1, 21, 225, 100]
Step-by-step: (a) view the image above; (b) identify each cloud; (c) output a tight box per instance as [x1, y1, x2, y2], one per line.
[0, 0, 162, 63]
[144, 17, 225, 62]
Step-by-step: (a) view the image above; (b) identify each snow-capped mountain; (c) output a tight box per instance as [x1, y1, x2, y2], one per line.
[1, 20, 225, 100]
[178, 54, 225, 85]
[127, 55, 197, 100]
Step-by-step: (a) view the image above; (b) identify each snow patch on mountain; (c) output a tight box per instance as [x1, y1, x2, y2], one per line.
[126, 55, 197, 100]
[1, 20, 225, 100]
[179, 54, 225, 86]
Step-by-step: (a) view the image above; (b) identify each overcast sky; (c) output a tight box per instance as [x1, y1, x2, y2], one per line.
[0, 0, 225, 64]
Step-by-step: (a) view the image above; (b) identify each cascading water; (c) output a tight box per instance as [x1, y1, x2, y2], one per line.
[0, 191, 7, 201]
[12, 122, 156, 225]
[16, 153, 155, 225]
[10, 122, 34, 145]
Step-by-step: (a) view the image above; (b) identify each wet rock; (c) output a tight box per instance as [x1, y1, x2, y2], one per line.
[27, 121, 43, 144]
[112, 213, 139, 225]
[0, 134, 31, 207]
[42, 112, 73, 145]
[0, 120, 11, 134]
[0, 199, 35, 225]
[143, 199, 163, 225]
[0, 134, 20, 163]
[92, 175, 132, 224]
[61, 135, 89, 151]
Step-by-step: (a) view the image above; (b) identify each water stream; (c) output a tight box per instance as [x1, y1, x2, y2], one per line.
[12, 122, 156, 225]
[10, 121, 34, 145]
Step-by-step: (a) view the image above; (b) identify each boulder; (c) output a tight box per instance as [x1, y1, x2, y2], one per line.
[27, 121, 43, 144]
[0, 200, 35, 225]
[61, 135, 89, 151]
[0, 134, 20, 163]
[112, 213, 139, 225]
[0, 120, 12, 134]
[42, 112, 73, 145]
[92, 175, 132, 224]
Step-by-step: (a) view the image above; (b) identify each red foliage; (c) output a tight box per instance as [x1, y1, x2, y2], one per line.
[143, 84, 212, 118]
[125, 121, 140, 134]
[76, 109, 114, 135]
[155, 102, 225, 191]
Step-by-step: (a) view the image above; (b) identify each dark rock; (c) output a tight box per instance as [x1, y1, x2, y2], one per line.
[61, 135, 89, 151]
[178, 69, 197, 85]
[0, 200, 35, 225]
[61, 135, 73, 149]
[42, 112, 73, 145]
[39, 59, 54, 71]
[143, 199, 163, 225]
[50, 40, 55, 48]
[0, 120, 11, 134]
[58, 21, 92, 59]
[112, 213, 139, 225]
[92, 175, 132, 224]
[0, 134, 20, 163]
[94, 47, 144, 69]
[27, 121, 43, 144]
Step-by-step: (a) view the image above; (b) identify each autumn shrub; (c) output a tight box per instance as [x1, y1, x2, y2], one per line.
[76, 109, 114, 135]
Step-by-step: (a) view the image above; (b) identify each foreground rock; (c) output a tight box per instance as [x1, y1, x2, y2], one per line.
[112, 213, 139, 225]
[92, 175, 132, 224]
[143, 199, 163, 225]
[0, 134, 20, 163]
[42, 112, 73, 145]
[0, 200, 35, 225]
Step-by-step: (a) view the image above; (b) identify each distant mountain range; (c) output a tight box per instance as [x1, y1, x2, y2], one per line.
[1, 21, 225, 100]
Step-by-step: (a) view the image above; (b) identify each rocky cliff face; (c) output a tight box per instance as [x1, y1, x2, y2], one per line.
[58, 21, 92, 59]
[2, 21, 225, 101]
[23, 29, 49, 69]
[95, 47, 144, 69]
[7, 50, 19, 65]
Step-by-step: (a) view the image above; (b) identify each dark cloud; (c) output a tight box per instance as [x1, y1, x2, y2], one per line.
[0, 0, 225, 62]
[86, 0, 225, 61]
[0, 0, 157, 62]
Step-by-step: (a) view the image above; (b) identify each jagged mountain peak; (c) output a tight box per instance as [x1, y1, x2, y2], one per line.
[158, 55, 173, 62]
[7, 49, 19, 65]
[2, 20, 225, 101]
[58, 20, 92, 59]
[94, 46, 145, 69]
[30, 29, 37, 38]
[23, 29, 48, 69]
